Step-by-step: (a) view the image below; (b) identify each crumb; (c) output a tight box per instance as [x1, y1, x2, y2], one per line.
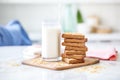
[31, 58, 48, 64]
[54, 62, 69, 67]
[11, 63, 20, 67]
[7, 61, 21, 67]
[74, 65, 105, 73]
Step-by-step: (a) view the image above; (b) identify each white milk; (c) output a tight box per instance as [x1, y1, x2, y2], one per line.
[42, 24, 61, 61]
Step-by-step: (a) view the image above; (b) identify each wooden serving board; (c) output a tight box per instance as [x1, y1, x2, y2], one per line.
[22, 57, 99, 70]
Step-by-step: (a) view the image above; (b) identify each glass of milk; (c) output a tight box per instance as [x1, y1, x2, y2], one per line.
[42, 21, 61, 61]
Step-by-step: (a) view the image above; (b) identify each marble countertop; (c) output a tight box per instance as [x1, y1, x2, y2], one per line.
[0, 42, 120, 80]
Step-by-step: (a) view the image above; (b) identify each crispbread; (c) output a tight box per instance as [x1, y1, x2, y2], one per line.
[62, 54, 85, 60]
[64, 50, 86, 55]
[65, 46, 88, 51]
[62, 58, 84, 64]
[62, 33, 84, 39]
[62, 42, 85, 47]
[64, 38, 87, 43]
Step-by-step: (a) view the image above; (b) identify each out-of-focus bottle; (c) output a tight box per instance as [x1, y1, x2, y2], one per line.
[61, 4, 77, 32]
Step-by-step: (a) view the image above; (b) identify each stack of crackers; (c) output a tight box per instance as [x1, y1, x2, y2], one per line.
[61, 33, 88, 64]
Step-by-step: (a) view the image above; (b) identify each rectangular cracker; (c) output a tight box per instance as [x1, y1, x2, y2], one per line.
[65, 46, 88, 51]
[62, 54, 85, 60]
[64, 50, 86, 55]
[62, 58, 84, 64]
[62, 42, 85, 47]
[62, 33, 84, 39]
[64, 38, 87, 43]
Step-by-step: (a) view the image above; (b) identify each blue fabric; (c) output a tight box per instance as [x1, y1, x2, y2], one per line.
[0, 20, 32, 46]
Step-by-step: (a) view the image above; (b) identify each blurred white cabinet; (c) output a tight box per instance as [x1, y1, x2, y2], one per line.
[0, 0, 120, 4]
[0, 0, 120, 33]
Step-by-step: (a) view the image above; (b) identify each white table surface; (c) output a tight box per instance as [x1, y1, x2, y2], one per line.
[0, 42, 120, 80]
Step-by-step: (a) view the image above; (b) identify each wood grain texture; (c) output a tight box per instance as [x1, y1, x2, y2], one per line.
[22, 57, 99, 70]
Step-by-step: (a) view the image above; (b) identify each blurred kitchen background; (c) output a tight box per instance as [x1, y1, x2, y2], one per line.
[0, 0, 120, 44]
